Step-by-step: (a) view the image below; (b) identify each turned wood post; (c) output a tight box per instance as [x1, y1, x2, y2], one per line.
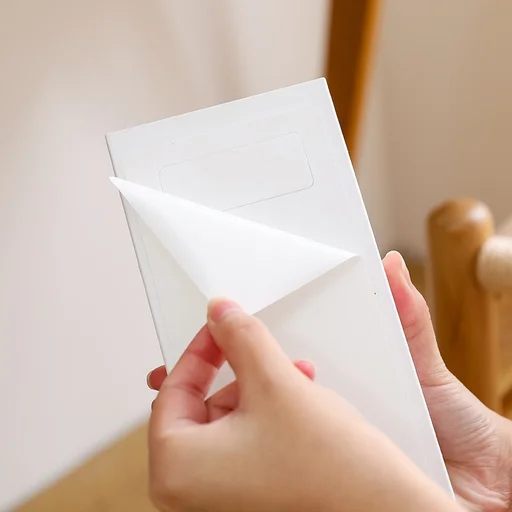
[427, 199, 501, 411]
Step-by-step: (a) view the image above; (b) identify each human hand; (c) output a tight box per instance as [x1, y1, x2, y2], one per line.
[384, 251, 512, 511]
[147, 356, 315, 395]
[147, 298, 459, 512]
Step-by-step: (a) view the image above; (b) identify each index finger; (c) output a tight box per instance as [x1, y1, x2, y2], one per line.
[149, 325, 225, 436]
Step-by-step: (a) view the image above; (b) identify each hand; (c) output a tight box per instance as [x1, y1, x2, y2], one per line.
[146, 298, 459, 512]
[384, 251, 512, 511]
[147, 356, 315, 395]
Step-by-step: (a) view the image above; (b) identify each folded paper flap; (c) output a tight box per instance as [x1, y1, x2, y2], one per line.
[111, 178, 357, 313]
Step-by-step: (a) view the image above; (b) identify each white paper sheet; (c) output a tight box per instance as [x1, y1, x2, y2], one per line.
[111, 177, 355, 314]
[107, 78, 453, 495]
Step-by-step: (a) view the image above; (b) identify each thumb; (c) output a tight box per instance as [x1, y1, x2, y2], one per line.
[383, 251, 451, 388]
[207, 298, 295, 392]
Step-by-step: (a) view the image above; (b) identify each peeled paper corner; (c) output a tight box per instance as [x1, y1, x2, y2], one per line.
[111, 178, 357, 314]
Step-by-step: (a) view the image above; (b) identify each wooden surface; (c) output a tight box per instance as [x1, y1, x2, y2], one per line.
[427, 199, 501, 412]
[16, 423, 155, 512]
[326, 0, 380, 160]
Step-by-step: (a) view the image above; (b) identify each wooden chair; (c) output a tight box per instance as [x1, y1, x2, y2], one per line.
[326, 0, 380, 160]
[428, 199, 512, 413]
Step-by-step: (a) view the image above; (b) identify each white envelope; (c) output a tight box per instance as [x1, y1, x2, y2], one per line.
[107, 79, 452, 494]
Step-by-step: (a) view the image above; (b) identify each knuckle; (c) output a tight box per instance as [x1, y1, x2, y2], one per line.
[221, 312, 264, 342]
[256, 370, 283, 398]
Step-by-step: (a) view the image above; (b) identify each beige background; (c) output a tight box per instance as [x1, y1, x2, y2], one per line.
[1, 0, 511, 509]
[361, 0, 512, 256]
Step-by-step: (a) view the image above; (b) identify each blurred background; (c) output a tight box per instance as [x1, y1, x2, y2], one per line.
[1, 1, 512, 510]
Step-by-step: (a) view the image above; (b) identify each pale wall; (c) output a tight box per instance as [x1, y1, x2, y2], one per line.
[373, 0, 512, 257]
[0, 1, 330, 509]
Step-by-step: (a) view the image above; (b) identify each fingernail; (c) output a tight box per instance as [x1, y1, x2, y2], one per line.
[207, 297, 242, 324]
[295, 360, 316, 377]
[146, 371, 155, 390]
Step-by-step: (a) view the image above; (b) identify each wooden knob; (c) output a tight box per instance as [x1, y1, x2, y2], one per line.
[477, 236, 512, 293]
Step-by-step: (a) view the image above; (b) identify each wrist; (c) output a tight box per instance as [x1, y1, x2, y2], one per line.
[316, 429, 460, 512]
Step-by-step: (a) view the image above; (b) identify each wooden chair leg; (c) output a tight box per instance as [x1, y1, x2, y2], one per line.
[427, 199, 501, 412]
[326, 0, 380, 160]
